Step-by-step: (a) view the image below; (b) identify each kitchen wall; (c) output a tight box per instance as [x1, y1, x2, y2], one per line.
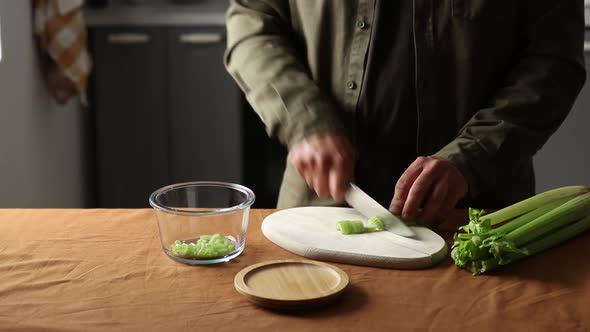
[0, 1, 90, 207]
[533, 31, 590, 192]
[533, 76, 590, 191]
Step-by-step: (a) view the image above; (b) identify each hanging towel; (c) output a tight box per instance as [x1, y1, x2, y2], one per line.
[33, 0, 92, 106]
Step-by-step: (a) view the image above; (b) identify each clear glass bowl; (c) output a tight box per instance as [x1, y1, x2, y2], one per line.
[149, 182, 255, 265]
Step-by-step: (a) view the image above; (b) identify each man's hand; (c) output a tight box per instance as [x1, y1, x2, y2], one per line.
[289, 133, 355, 201]
[389, 156, 467, 225]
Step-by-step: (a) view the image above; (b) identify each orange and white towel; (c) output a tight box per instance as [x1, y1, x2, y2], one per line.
[33, 0, 92, 106]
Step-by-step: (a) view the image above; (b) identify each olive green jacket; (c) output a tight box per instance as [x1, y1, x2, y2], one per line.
[224, 0, 586, 209]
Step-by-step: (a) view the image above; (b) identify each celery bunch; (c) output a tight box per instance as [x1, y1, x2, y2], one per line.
[452, 186, 590, 275]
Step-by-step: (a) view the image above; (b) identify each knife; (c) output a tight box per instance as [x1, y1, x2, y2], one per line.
[344, 183, 416, 237]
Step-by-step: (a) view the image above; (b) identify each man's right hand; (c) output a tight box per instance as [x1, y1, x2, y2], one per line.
[289, 133, 355, 202]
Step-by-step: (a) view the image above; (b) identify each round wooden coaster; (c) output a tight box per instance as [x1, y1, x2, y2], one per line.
[234, 259, 349, 309]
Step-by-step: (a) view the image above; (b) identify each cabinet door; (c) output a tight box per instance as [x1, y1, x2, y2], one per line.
[91, 28, 169, 207]
[168, 28, 243, 184]
[533, 33, 590, 191]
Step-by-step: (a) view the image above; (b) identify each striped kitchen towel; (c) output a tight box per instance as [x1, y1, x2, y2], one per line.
[33, 0, 92, 106]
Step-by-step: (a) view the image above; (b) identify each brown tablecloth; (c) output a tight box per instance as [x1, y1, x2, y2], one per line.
[0, 209, 589, 331]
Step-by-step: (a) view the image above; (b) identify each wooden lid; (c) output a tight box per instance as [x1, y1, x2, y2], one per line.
[234, 259, 349, 309]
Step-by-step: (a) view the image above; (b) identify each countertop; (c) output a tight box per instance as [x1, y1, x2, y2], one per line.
[83, 0, 228, 27]
[0, 208, 589, 331]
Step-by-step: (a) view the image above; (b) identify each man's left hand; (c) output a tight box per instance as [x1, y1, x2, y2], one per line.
[389, 156, 468, 225]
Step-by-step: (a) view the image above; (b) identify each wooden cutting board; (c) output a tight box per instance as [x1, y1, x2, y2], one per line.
[261, 207, 448, 269]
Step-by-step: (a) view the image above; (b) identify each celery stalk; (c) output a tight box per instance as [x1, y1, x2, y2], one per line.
[473, 213, 590, 274]
[451, 186, 590, 275]
[481, 185, 588, 225]
[506, 192, 590, 246]
[490, 196, 572, 235]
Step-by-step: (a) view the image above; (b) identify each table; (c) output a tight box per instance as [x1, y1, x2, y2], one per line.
[0, 209, 589, 331]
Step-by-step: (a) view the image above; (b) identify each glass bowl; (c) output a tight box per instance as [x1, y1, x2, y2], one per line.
[149, 182, 255, 265]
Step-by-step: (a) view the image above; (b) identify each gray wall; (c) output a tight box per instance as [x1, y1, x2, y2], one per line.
[534, 77, 590, 192]
[533, 41, 590, 192]
[0, 1, 89, 207]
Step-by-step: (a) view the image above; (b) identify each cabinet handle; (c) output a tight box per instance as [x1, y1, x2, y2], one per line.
[584, 41, 590, 53]
[178, 33, 223, 45]
[107, 33, 151, 44]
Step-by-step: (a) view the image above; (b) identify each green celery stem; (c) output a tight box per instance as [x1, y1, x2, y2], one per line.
[521, 212, 590, 255]
[482, 186, 589, 226]
[480, 213, 590, 273]
[506, 192, 590, 247]
[490, 197, 572, 235]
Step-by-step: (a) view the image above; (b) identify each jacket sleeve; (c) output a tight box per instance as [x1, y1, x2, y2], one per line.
[433, 0, 586, 199]
[224, 0, 347, 148]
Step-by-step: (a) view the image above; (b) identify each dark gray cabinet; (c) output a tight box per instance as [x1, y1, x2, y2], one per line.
[168, 28, 242, 184]
[90, 26, 242, 207]
[91, 27, 170, 207]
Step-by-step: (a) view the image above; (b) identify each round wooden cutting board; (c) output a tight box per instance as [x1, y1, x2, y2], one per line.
[261, 207, 448, 269]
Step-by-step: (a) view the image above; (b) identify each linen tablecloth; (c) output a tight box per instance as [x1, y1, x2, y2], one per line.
[0, 209, 588, 331]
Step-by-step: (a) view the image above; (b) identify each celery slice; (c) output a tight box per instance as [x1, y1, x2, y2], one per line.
[337, 220, 366, 234]
[171, 233, 235, 259]
[337, 216, 386, 235]
[368, 216, 385, 231]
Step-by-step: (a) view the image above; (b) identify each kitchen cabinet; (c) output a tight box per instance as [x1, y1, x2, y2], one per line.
[91, 27, 170, 208]
[89, 26, 244, 207]
[533, 31, 590, 191]
[167, 28, 242, 184]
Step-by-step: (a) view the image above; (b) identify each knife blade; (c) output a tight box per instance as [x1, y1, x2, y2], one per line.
[344, 183, 416, 237]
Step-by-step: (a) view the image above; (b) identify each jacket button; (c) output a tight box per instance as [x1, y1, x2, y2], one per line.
[346, 81, 357, 89]
[356, 19, 367, 30]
